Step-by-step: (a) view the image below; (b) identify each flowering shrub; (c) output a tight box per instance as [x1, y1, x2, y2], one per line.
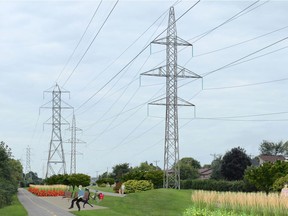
[28, 184, 67, 197]
[124, 180, 153, 194]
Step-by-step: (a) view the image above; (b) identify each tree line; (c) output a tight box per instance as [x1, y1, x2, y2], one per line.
[0, 141, 23, 208]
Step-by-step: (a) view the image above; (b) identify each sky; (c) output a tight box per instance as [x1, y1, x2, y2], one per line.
[1, 0, 288, 179]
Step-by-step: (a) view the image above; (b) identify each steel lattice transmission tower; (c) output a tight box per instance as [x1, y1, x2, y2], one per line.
[41, 84, 73, 178]
[141, 7, 201, 189]
[25, 145, 31, 174]
[66, 114, 85, 174]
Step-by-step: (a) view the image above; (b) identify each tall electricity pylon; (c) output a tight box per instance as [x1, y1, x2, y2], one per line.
[25, 146, 31, 174]
[66, 114, 85, 174]
[41, 84, 73, 178]
[141, 7, 201, 189]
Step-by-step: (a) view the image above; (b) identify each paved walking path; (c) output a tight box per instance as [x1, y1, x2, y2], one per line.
[17, 188, 107, 216]
[89, 189, 126, 197]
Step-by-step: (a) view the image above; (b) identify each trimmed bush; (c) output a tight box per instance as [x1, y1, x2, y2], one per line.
[124, 180, 153, 193]
[181, 179, 257, 192]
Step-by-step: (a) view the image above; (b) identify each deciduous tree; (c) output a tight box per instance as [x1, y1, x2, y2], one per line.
[221, 147, 251, 181]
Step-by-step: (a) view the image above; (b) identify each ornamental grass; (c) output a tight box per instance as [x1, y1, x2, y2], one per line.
[190, 190, 288, 215]
[28, 184, 68, 197]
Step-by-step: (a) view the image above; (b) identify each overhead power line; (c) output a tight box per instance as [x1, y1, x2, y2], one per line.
[202, 36, 288, 77]
[74, 0, 201, 114]
[56, 0, 103, 83]
[194, 25, 288, 58]
[61, 0, 119, 88]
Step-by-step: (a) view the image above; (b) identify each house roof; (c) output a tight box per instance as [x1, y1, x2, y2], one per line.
[258, 155, 286, 163]
[198, 168, 213, 175]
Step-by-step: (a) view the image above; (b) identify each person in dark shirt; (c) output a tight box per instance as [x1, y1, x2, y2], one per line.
[82, 188, 93, 208]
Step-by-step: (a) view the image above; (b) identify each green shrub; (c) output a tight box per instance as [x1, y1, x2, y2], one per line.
[181, 179, 257, 192]
[96, 178, 114, 186]
[0, 178, 17, 208]
[273, 175, 288, 192]
[124, 180, 153, 193]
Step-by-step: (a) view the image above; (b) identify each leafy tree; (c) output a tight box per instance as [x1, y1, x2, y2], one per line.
[0, 141, 21, 208]
[210, 155, 224, 180]
[45, 174, 69, 185]
[221, 147, 251, 181]
[175, 157, 200, 180]
[273, 174, 288, 192]
[24, 171, 43, 186]
[179, 157, 201, 169]
[68, 173, 90, 190]
[244, 160, 288, 194]
[144, 170, 163, 188]
[96, 178, 114, 186]
[112, 163, 131, 181]
[122, 162, 163, 188]
[259, 140, 288, 155]
[45, 173, 90, 190]
[136, 161, 157, 172]
[0, 141, 12, 180]
[122, 170, 145, 181]
[9, 159, 23, 183]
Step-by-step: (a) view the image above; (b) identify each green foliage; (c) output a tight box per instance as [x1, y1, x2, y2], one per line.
[68, 173, 90, 189]
[273, 175, 288, 192]
[122, 169, 163, 188]
[121, 162, 163, 188]
[259, 140, 288, 155]
[210, 155, 224, 180]
[183, 206, 251, 216]
[74, 189, 192, 216]
[180, 179, 256, 192]
[122, 170, 145, 181]
[96, 178, 114, 186]
[45, 173, 90, 189]
[144, 170, 163, 188]
[124, 180, 153, 193]
[244, 160, 288, 194]
[24, 171, 42, 186]
[0, 141, 21, 208]
[0, 195, 28, 216]
[221, 147, 251, 181]
[0, 179, 18, 208]
[112, 163, 131, 181]
[176, 157, 200, 180]
[45, 174, 69, 185]
[136, 161, 158, 172]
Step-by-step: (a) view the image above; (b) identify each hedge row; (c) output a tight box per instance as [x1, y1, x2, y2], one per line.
[181, 179, 257, 192]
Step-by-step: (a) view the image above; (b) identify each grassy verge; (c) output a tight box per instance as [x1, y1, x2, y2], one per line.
[72, 189, 192, 216]
[0, 195, 27, 216]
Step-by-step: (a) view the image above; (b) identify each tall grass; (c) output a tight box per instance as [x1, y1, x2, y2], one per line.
[190, 190, 288, 215]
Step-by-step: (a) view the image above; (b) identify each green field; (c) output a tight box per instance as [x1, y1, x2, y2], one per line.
[72, 189, 192, 216]
[0, 195, 27, 216]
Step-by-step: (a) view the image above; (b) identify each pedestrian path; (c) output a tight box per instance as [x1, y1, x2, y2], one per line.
[89, 189, 126, 197]
[18, 188, 75, 216]
[17, 188, 107, 216]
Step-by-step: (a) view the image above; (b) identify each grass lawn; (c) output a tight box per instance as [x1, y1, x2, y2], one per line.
[89, 185, 114, 193]
[72, 189, 192, 216]
[0, 195, 27, 216]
